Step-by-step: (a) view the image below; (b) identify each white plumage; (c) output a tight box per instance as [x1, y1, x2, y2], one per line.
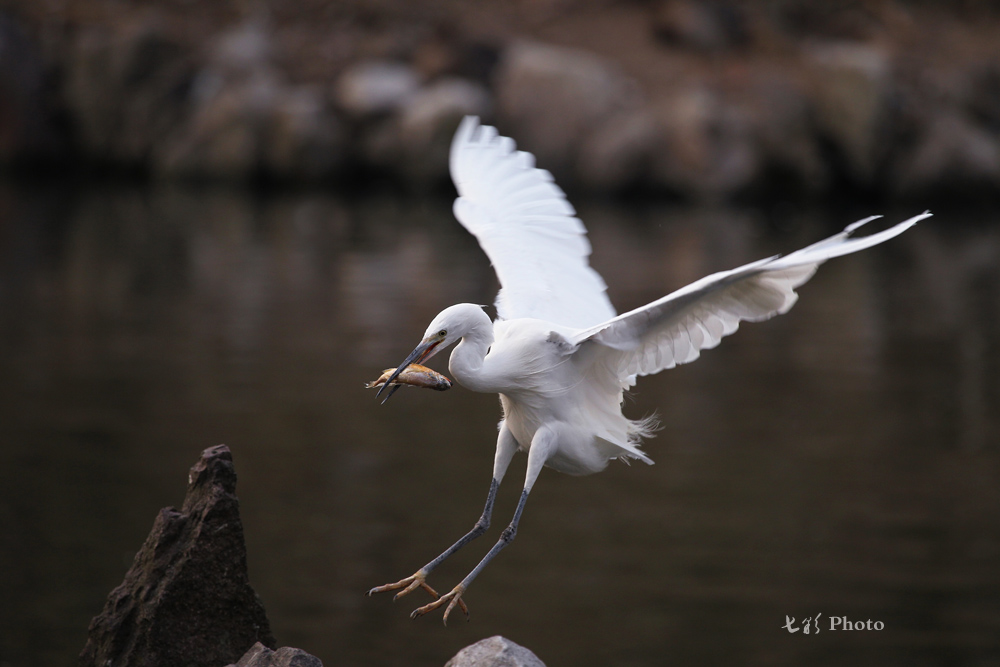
[450, 116, 616, 329]
[367, 115, 929, 624]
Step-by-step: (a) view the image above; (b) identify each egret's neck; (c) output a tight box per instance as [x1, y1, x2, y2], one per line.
[448, 318, 495, 393]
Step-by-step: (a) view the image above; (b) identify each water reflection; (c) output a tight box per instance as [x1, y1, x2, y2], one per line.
[0, 184, 997, 666]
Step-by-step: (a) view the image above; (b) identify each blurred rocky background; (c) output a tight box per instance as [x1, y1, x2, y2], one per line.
[1, 0, 998, 201]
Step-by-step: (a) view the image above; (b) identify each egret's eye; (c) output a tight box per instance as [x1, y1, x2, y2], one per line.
[438, 329, 447, 337]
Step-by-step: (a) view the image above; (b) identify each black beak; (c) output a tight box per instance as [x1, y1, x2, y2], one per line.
[377, 338, 440, 403]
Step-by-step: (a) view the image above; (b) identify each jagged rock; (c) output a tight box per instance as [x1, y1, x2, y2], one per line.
[79, 445, 276, 667]
[226, 642, 323, 667]
[494, 40, 642, 181]
[445, 636, 546, 667]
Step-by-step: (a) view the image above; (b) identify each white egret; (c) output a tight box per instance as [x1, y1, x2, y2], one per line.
[367, 115, 929, 624]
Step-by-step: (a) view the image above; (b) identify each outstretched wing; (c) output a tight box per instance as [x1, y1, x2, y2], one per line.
[572, 212, 930, 381]
[449, 116, 616, 329]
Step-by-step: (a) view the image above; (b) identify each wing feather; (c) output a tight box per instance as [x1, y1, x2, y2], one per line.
[450, 116, 616, 328]
[573, 212, 929, 382]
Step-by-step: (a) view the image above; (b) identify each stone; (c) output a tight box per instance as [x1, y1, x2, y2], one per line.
[79, 445, 276, 667]
[740, 73, 829, 194]
[0, 12, 63, 164]
[648, 87, 759, 198]
[652, 0, 747, 52]
[806, 42, 891, 185]
[891, 111, 1000, 195]
[226, 642, 324, 667]
[335, 60, 421, 116]
[7, 0, 1000, 202]
[64, 21, 195, 164]
[156, 70, 278, 179]
[494, 40, 642, 180]
[577, 108, 657, 191]
[396, 77, 493, 183]
[400, 78, 492, 141]
[968, 64, 1000, 132]
[211, 17, 273, 77]
[155, 24, 343, 182]
[264, 84, 344, 180]
[445, 636, 546, 667]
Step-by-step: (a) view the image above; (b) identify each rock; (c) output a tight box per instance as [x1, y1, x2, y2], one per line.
[79, 445, 276, 667]
[335, 60, 421, 117]
[805, 42, 891, 185]
[651, 0, 747, 52]
[226, 642, 323, 667]
[968, 64, 1000, 132]
[740, 73, 829, 194]
[156, 69, 279, 179]
[353, 76, 490, 180]
[891, 111, 1000, 195]
[64, 20, 195, 164]
[577, 108, 657, 191]
[7, 0, 1000, 201]
[445, 636, 546, 667]
[0, 12, 63, 164]
[264, 84, 343, 180]
[411, 35, 502, 83]
[155, 21, 343, 181]
[647, 87, 759, 198]
[211, 16, 273, 77]
[494, 40, 642, 181]
[396, 77, 492, 183]
[772, 2, 883, 41]
[400, 78, 492, 141]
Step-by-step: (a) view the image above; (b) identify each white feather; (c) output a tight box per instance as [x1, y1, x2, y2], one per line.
[572, 212, 931, 383]
[450, 116, 617, 329]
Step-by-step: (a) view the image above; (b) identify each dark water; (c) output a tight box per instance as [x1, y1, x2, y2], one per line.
[1, 183, 998, 666]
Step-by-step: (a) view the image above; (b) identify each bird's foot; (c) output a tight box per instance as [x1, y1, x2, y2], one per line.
[409, 583, 469, 625]
[366, 568, 442, 602]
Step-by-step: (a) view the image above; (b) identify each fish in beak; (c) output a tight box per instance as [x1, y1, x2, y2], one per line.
[366, 364, 452, 391]
[376, 336, 444, 403]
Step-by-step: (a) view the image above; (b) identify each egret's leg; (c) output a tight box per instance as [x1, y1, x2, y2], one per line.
[411, 426, 556, 625]
[366, 424, 519, 609]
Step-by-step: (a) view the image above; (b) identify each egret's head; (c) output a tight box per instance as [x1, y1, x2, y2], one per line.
[422, 303, 489, 349]
[377, 303, 488, 402]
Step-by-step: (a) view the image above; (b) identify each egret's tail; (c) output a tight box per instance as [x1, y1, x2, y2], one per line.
[628, 413, 661, 444]
[613, 413, 660, 465]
